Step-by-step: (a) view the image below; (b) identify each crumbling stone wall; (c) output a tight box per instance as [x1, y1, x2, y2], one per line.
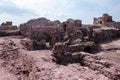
[19, 15, 120, 51]
[0, 30, 20, 37]
[1, 21, 12, 26]
[93, 14, 120, 29]
[20, 18, 63, 50]
[61, 19, 83, 44]
[93, 27, 119, 43]
[93, 13, 120, 29]
[103, 22, 120, 29]
[0, 21, 17, 30]
[20, 18, 61, 36]
[94, 13, 113, 25]
[30, 26, 64, 49]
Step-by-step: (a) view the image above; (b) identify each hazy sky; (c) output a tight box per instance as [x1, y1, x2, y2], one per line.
[0, 0, 120, 25]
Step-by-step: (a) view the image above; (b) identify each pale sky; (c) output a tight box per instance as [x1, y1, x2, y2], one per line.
[0, 0, 120, 25]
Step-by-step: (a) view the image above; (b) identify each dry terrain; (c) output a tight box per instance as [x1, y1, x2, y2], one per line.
[0, 36, 119, 80]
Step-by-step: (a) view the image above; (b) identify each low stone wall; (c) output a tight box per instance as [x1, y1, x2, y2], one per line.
[103, 22, 120, 29]
[30, 26, 64, 46]
[0, 30, 21, 37]
[93, 27, 119, 43]
[20, 18, 61, 36]
[0, 26, 17, 30]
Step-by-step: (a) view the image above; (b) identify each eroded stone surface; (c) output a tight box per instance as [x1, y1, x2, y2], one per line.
[0, 14, 120, 80]
[0, 37, 110, 80]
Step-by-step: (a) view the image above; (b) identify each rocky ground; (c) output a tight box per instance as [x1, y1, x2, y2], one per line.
[0, 36, 120, 80]
[97, 39, 120, 67]
[0, 14, 120, 80]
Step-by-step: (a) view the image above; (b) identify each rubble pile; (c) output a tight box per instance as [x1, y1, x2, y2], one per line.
[0, 39, 35, 80]
[19, 14, 120, 53]
[0, 21, 17, 30]
[0, 21, 20, 37]
[93, 27, 120, 43]
[20, 18, 61, 37]
[52, 45, 120, 79]
[0, 13, 120, 80]
[94, 13, 120, 29]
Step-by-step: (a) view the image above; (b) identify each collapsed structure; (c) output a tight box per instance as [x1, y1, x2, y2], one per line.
[0, 13, 120, 80]
[19, 14, 120, 52]
[0, 21, 17, 30]
[0, 21, 20, 37]
[94, 13, 120, 29]
[1, 14, 119, 51]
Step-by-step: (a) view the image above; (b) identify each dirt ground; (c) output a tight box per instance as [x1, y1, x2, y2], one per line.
[97, 39, 120, 68]
[0, 36, 120, 80]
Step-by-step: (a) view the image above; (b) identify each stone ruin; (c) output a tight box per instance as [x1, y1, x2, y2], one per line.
[0, 39, 35, 80]
[0, 21, 17, 30]
[0, 14, 119, 53]
[0, 13, 120, 80]
[94, 13, 113, 25]
[51, 14, 120, 64]
[94, 13, 120, 29]
[20, 17, 61, 37]
[0, 21, 20, 37]
[19, 14, 120, 53]
[20, 18, 64, 50]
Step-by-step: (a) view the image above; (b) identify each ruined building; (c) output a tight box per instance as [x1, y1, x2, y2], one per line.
[94, 13, 120, 29]
[0, 21, 17, 30]
[0, 13, 120, 80]
[0, 21, 20, 37]
[94, 13, 113, 25]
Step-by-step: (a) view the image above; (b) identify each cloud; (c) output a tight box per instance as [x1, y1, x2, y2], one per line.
[0, 0, 120, 25]
[12, 0, 73, 17]
[0, 0, 38, 25]
[0, 0, 36, 16]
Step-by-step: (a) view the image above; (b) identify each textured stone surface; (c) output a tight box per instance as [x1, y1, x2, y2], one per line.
[61, 19, 82, 35]
[30, 26, 64, 47]
[94, 13, 113, 25]
[0, 14, 120, 80]
[0, 21, 17, 30]
[0, 32, 120, 80]
[19, 18, 64, 48]
[20, 38, 33, 50]
[67, 41, 99, 53]
[93, 27, 119, 43]
[20, 17, 61, 36]
[0, 30, 20, 37]
[93, 13, 120, 29]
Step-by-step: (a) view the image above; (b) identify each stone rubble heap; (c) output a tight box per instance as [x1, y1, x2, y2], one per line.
[0, 13, 120, 80]
[0, 21, 20, 37]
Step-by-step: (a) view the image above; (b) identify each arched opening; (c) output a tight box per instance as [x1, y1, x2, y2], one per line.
[99, 21, 102, 24]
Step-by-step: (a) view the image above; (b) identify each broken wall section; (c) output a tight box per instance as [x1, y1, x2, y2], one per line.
[0, 21, 17, 30]
[93, 13, 120, 29]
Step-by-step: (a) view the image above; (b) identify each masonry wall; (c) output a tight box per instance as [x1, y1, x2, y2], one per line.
[103, 22, 120, 29]
[0, 26, 17, 30]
